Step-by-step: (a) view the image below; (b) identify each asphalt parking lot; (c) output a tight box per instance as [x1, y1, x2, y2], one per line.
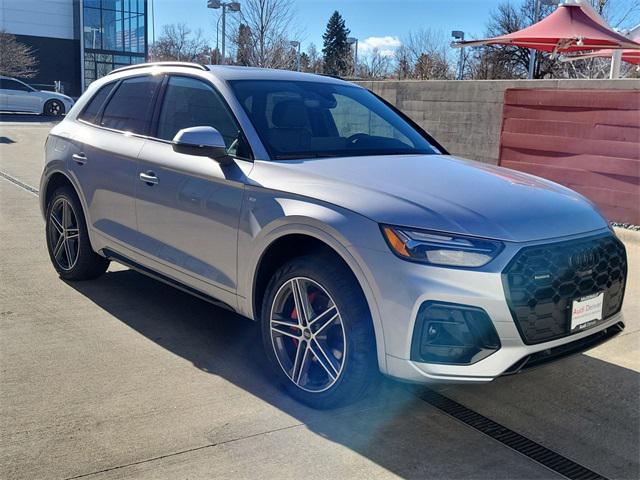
[1, 118, 638, 480]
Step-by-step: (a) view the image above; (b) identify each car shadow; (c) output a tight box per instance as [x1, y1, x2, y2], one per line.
[66, 268, 639, 479]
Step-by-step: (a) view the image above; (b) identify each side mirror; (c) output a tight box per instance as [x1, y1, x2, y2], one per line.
[171, 126, 232, 165]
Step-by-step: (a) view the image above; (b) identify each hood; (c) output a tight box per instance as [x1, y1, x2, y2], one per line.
[249, 154, 609, 243]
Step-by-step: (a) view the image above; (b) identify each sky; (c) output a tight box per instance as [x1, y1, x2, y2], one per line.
[150, 0, 509, 57]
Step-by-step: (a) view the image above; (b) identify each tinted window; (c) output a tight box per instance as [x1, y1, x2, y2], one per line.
[101, 75, 161, 134]
[230, 80, 438, 160]
[78, 82, 116, 123]
[0, 79, 31, 91]
[156, 76, 242, 148]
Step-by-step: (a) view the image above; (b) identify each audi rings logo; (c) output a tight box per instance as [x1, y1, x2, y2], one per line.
[569, 247, 599, 272]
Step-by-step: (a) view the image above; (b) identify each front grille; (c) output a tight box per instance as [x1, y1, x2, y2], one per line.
[503, 233, 627, 345]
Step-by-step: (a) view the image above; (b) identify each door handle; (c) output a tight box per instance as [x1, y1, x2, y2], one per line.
[71, 153, 87, 165]
[139, 171, 158, 186]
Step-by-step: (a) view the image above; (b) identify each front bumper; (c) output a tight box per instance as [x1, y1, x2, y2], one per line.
[355, 228, 625, 383]
[386, 314, 624, 383]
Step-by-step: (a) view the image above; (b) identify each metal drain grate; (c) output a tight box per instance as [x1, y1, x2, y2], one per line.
[0, 170, 39, 196]
[415, 388, 608, 480]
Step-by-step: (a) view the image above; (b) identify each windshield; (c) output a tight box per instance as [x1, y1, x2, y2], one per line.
[229, 80, 440, 160]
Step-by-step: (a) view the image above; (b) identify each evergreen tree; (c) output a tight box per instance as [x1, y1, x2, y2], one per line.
[299, 52, 310, 72]
[322, 11, 350, 76]
[235, 24, 253, 66]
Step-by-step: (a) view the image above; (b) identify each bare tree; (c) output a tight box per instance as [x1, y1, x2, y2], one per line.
[150, 24, 211, 63]
[359, 48, 392, 79]
[0, 30, 38, 78]
[478, 1, 555, 78]
[596, 0, 640, 28]
[229, 0, 298, 68]
[397, 28, 454, 79]
[413, 52, 452, 79]
[394, 45, 412, 79]
[305, 43, 323, 73]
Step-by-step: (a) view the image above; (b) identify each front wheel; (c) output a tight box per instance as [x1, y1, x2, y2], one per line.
[261, 254, 378, 409]
[43, 99, 65, 117]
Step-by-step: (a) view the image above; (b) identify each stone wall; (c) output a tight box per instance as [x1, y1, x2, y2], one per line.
[356, 79, 639, 165]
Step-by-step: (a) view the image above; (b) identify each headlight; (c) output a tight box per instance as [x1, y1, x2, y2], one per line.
[381, 225, 503, 268]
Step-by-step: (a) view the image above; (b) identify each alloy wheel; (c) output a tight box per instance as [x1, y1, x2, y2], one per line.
[46, 101, 62, 116]
[269, 277, 346, 393]
[48, 198, 80, 271]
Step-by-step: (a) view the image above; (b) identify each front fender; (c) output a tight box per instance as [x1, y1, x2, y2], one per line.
[236, 188, 389, 373]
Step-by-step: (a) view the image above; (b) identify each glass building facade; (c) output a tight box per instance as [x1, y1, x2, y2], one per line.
[82, 0, 147, 89]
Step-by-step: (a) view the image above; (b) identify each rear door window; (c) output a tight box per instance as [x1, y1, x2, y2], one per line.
[100, 75, 162, 134]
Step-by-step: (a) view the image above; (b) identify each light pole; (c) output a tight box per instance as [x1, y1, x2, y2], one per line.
[289, 41, 301, 71]
[207, 0, 241, 65]
[347, 37, 358, 76]
[214, 15, 223, 63]
[528, 0, 561, 79]
[451, 31, 465, 79]
[151, 0, 156, 47]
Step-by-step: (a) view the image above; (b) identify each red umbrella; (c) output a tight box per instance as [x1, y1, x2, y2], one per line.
[454, 3, 640, 54]
[561, 25, 640, 65]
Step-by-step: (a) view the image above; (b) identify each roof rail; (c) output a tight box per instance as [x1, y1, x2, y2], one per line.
[108, 62, 208, 76]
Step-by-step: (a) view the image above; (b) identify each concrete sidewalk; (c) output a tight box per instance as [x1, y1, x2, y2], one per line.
[1, 123, 638, 479]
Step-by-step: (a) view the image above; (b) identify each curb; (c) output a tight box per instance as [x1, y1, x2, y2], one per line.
[614, 227, 640, 249]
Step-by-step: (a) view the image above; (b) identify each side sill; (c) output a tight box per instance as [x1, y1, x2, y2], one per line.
[102, 248, 237, 313]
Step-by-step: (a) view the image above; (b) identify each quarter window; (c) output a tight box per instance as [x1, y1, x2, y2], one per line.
[100, 75, 161, 134]
[78, 82, 116, 124]
[156, 76, 248, 157]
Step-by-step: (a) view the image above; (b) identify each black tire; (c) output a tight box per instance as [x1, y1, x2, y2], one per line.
[45, 186, 109, 280]
[261, 254, 378, 409]
[43, 99, 65, 117]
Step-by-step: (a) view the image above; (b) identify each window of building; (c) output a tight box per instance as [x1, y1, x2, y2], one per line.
[78, 82, 117, 124]
[82, 0, 147, 89]
[100, 76, 161, 134]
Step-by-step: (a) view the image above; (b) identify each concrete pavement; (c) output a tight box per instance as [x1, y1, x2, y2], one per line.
[1, 121, 638, 479]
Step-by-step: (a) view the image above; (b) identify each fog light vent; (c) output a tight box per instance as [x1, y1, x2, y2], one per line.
[410, 302, 500, 365]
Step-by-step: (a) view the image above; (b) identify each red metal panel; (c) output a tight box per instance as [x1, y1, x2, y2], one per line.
[502, 104, 640, 125]
[499, 89, 640, 224]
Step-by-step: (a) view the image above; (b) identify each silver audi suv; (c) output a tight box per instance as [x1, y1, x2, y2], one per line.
[40, 62, 627, 408]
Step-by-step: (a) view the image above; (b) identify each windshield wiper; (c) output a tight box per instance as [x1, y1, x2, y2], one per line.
[273, 152, 343, 160]
[273, 154, 316, 160]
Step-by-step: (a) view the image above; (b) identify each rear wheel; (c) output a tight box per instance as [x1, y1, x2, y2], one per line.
[261, 254, 378, 408]
[45, 186, 109, 280]
[43, 99, 64, 117]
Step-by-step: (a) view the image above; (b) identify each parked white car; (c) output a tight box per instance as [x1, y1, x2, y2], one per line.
[0, 76, 74, 116]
